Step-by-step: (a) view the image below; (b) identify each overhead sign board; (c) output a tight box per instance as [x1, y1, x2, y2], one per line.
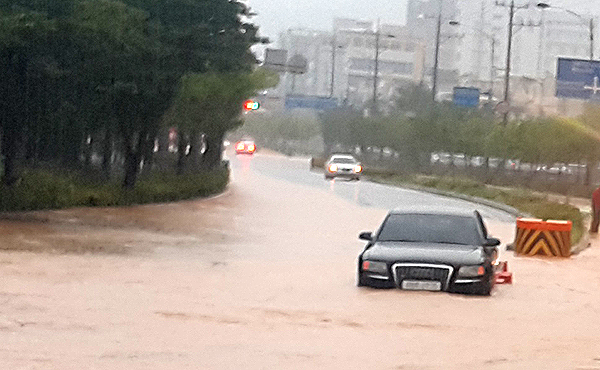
[556, 57, 600, 101]
[263, 49, 288, 73]
[285, 95, 338, 111]
[287, 54, 308, 74]
[453, 87, 480, 108]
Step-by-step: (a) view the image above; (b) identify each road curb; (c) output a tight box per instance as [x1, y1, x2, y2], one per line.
[366, 177, 526, 217]
[571, 213, 592, 255]
[312, 156, 590, 255]
[368, 177, 595, 255]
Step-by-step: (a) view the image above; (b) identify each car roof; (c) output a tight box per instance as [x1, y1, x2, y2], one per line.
[329, 154, 356, 160]
[389, 205, 478, 218]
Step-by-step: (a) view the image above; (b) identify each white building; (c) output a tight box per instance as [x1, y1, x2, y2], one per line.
[406, 0, 461, 99]
[334, 19, 427, 107]
[274, 19, 426, 109]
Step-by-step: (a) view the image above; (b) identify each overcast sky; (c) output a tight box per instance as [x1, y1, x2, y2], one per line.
[246, 0, 409, 41]
[246, 0, 600, 43]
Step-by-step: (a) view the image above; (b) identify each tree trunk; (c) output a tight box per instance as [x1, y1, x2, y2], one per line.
[157, 127, 169, 153]
[585, 162, 592, 186]
[176, 131, 188, 175]
[123, 143, 139, 190]
[1, 124, 20, 186]
[203, 132, 224, 170]
[61, 116, 81, 168]
[188, 130, 201, 171]
[141, 129, 157, 176]
[84, 134, 93, 170]
[102, 127, 113, 180]
[123, 131, 145, 190]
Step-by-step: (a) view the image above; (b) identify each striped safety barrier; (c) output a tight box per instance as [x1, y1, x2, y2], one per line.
[514, 218, 572, 257]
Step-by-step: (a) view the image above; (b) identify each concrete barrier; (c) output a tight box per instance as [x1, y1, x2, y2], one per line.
[514, 218, 572, 257]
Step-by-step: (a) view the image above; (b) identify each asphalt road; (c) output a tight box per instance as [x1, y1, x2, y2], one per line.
[1, 151, 600, 369]
[233, 152, 515, 224]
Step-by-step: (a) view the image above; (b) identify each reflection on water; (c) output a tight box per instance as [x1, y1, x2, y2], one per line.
[233, 154, 254, 181]
[327, 178, 362, 204]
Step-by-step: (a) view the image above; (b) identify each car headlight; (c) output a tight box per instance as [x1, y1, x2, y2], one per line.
[458, 265, 486, 277]
[328, 164, 338, 172]
[362, 260, 388, 275]
[353, 165, 362, 173]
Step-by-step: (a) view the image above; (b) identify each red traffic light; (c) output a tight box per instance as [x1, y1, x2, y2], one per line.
[243, 100, 260, 111]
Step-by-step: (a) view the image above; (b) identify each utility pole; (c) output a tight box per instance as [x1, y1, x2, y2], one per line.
[590, 18, 595, 60]
[330, 35, 337, 98]
[372, 20, 380, 114]
[537, 6, 545, 78]
[490, 38, 496, 98]
[431, 0, 443, 102]
[503, 0, 515, 125]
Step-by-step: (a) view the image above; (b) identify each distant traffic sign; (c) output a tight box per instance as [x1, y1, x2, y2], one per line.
[453, 87, 480, 108]
[263, 49, 288, 73]
[284, 95, 338, 111]
[556, 58, 600, 100]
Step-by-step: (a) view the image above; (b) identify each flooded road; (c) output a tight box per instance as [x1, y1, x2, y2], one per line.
[1, 151, 600, 369]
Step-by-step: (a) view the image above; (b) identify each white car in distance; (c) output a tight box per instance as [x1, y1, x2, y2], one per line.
[324, 154, 363, 180]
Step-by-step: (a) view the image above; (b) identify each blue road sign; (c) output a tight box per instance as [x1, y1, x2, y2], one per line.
[285, 95, 338, 111]
[556, 58, 600, 100]
[453, 87, 480, 108]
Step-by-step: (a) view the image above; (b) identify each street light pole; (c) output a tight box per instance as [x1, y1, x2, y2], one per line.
[503, 0, 515, 124]
[431, 0, 443, 102]
[537, 7, 545, 78]
[373, 26, 380, 113]
[448, 20, 496, 99]
[537, 3, 595, 61]
[330, 35, 337, 98]
[590, 17, 595, 60]
[490, 38, 496, 98]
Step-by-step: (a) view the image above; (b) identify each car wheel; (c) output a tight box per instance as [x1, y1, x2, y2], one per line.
[474, 279, 493, 296]
[357, 272, 368, 287]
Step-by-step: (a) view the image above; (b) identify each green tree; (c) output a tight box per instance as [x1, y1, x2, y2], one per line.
[168, 69, 276, 172]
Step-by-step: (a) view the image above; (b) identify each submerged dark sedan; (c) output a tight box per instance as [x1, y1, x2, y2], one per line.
[357, 207, 500, 295]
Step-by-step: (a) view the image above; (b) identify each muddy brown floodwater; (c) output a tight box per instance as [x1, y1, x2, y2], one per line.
[1, 152, 600, 369]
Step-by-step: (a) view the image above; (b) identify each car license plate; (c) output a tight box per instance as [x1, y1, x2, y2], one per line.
[401, 280, 442, 291]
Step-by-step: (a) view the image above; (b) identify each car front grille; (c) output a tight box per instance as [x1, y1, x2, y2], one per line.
[394, 264, 452, 288]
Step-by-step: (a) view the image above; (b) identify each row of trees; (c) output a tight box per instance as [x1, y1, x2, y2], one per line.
[0, 0, 269, 188]
[320, 84, 600, 173]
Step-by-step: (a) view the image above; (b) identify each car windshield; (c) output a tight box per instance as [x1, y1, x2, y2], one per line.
[331, 157, 356, 164]
[377, 214, 481, 246]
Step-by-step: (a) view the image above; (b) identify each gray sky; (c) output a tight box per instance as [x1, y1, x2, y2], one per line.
[247, 0, 600, 44]
[247, 0, 409, 41]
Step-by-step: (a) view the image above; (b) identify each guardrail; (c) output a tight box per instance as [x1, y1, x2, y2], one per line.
[514, 218, 572, 257]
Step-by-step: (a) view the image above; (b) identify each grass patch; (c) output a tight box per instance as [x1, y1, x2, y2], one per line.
[0, 166, 229, 212]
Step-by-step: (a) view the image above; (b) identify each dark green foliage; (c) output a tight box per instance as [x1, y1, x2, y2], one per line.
[320, 84, 600, 170]
[0, 166, 229, 211]
[0, 0, 263, 194]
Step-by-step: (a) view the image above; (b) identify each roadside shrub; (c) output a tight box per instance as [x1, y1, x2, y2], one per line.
[0, 167, 229, 212]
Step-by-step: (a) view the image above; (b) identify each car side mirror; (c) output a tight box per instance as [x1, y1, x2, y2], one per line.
[484, 237, 501, 247]
[359, 231, 373, 241]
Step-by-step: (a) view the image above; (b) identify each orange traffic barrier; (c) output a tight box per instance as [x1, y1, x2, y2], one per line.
[514, 218, 572, 257]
